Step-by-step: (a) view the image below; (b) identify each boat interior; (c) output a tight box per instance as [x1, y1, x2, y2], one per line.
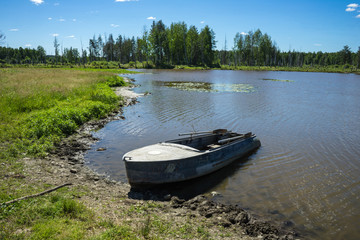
[166, 129, 252, 151]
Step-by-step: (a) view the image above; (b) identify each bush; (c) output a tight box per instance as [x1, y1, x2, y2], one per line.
[105, 75, 127, 87]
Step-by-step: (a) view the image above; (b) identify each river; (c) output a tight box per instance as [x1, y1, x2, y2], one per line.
[85, 69, 360, 240]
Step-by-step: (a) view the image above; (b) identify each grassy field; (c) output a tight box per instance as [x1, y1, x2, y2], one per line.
[0, 68, 132, 158]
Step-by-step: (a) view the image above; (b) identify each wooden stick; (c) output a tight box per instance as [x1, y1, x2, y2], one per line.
[3, 183, 72, 205]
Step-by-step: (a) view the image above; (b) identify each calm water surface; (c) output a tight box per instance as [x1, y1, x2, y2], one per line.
[85, 69, 360, 239]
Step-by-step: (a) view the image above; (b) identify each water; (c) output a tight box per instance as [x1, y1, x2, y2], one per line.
[85, 69, 360, 239]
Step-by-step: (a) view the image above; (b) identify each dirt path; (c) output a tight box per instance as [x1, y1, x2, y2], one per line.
[22, 78, 298, 239]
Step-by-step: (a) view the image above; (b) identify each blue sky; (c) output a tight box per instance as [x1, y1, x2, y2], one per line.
[1, 0, 359, 55]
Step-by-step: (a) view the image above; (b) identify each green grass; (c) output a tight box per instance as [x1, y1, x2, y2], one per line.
[0, 68, 132, 158]
[0, 189, 94, 240]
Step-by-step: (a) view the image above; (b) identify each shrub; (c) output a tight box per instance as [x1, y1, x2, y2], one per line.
[105, 75, 127, 87]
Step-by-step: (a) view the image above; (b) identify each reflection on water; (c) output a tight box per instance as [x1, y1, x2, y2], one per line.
[85, 69, 360, 240]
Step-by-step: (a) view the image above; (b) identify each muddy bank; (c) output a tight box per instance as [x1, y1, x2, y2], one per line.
[128, 188, 298, 239]
[170, 195, 297, 239]
[23, 78, 299, 239]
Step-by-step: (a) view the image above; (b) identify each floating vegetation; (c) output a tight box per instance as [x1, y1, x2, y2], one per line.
[156, 81, 255, 93]
[262, 78, 294, 82]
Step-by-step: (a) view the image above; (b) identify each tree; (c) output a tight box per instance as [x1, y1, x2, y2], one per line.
[149, 20, 168, 66]
[234, 33, 245, 66]
[81, 49, 87, 65]
[199, 25, 216, 66]
[115, 35, 123, 63]
[186, 25, 199, 65]
[37, 46, 46, 63]
[259, 33, 272, 66]
[89, 35, 98, 62]
[104, 34, 115, 61]
[54, 37, 60, 64]
[141, 27, 150, 66]
[63, 47, 79, 64]
[339, 45, 352, 65]
[252, 29, 262, 65]
[97, 35, 104, 59]
[168, 22, 187, 65]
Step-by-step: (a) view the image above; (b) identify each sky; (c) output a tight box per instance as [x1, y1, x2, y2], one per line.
[0, 0, 359, 55]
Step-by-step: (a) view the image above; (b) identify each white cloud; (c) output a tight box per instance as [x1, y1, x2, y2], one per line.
[66, 35, 75, 38]
[314, 43, 322, 47]
[347, 3, 359, 8]
[346, 7, 356, 11]
[30, 0, 44, 5]
[356, 14, 360, 18]
[200, 21, 205, 24]
[240, 32, 248, 35]
[147, 16, 156, 20]
[25, 44, 32, 47]
[9, 28, 19, 32]
[51, 33, 59, 37]
[115, 0, 138, 2]
[48, 17, 52, 20]
[59, 18, 65, 22]
[72, 19, 77, 22]
[111, 24, 119, 27]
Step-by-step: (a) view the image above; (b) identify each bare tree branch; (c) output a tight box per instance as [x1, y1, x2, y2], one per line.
[3, 183, 72, 205]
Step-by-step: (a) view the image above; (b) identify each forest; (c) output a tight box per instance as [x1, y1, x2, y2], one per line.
[0, 20, 360, 70]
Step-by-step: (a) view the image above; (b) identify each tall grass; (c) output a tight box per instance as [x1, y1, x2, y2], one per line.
[0, 68, 131, 158]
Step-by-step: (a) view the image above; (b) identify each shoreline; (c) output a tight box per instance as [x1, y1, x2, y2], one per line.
[19, 77, 298, 239]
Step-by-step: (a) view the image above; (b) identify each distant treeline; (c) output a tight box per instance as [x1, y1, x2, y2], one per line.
[1, 20, 360, 69]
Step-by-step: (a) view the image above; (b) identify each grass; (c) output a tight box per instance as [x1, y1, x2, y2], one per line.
[0, 68, 131, 158]
[1, 189, 218, 239]
[0, 189, 94, 240]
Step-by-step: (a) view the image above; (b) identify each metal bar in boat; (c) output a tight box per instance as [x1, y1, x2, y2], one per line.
[218, 135, 245, 144]
[179, 129, 228, 136]
[178, 131, 214, 136]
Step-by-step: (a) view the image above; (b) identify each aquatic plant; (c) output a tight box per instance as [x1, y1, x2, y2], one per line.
[158, 81, 256, 93]
[262, 78, 294, 82]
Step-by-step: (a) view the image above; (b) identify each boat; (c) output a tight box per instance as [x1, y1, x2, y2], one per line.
[123, 129, 261, 186]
